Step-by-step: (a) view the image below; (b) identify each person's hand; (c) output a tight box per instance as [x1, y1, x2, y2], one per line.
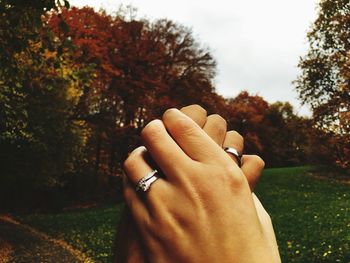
[115, 105, 268, 263]
[123, 108, 280, 262]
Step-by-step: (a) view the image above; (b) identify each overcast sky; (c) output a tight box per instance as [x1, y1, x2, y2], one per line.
[69, 0, 319, 116]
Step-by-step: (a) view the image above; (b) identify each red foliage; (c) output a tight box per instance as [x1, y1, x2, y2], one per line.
[47, 7, 218, 177]
[48, 7, 217, 125]
[225, 91, 269, 154]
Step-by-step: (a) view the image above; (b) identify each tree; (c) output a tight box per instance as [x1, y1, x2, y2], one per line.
[0, 0, 70, 144]
[262, 102, 313, 167]
[225, 91, 269, 155]
[225, 92, 319, 167]
[295, 0, 350, 169]
[47, 7, 219, 182]
[0, 0, 95, 209]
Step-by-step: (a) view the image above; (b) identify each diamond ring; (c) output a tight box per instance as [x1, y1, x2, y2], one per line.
[136, 169, 159, 192]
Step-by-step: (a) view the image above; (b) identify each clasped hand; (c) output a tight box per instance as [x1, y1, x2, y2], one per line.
[122, 105, 280, 263]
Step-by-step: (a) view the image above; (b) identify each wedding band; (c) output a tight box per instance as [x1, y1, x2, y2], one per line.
[136, 169, 159, 192]
[224, 147, 242, 166]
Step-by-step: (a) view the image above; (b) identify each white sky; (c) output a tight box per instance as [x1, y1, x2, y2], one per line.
[69, 0, 320, 116]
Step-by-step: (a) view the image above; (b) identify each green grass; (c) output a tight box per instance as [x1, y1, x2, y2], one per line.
[16, 204, 125, 262]
[15, 166, 350, 262]
[255, 166, 350, 263]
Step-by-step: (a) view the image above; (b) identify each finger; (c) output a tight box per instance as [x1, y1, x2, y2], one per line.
[202, 114, 227, 146]
[223, 130, 244, 165]
[252, 193, 272, 231]
[240, 155, 265, 190]
[180, 104, 207, 128]
[123, 146, 171, 205]
[141, 119, 193, 178]
[124, 146, 159, 185]
[115, 208, 147, 263]
[122, 175, 150, 231]
[162, 108, 229, 164]
[252, 193, 281, 262]
[123, 175, 163, 251]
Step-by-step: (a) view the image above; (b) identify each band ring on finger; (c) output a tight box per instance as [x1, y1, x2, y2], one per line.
[224, 147, 242, 166]
[135, 169, 159, 192]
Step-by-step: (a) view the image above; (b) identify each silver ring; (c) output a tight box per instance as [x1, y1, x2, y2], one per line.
[136, 169, 159, 192]
[224, 147, 242, 166]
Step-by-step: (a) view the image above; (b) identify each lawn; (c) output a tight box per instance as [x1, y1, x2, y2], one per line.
[16, 204, 125, 262]
[255, 166, 350, 263]
[15, 166, 350, 262]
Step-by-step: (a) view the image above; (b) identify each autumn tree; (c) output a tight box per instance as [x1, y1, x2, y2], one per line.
[0, 0, 95, 209]
[295, 0, 350, 169]
[261, 102, 315, 167]
[0, 0, 70, 144]
[224, 92, 319, 167]
[225, 91, 269, 155]
[47, 7, 219, 183]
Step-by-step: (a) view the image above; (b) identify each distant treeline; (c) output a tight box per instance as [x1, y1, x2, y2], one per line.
[0, 2, 348, 210]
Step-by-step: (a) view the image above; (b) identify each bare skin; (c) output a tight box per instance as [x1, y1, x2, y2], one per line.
[115, 105, 263, 263]
[120, 105, 280, 263]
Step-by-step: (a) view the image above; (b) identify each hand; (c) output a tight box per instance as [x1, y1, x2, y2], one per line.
[123, 108, 280, 262]
[115, 105, 265, 263]
[116, 105, 263, 263]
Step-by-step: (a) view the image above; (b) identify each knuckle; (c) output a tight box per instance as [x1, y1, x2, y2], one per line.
[254, 155, 265, 168]
[123, 154, 132, 169]
[207, 114, 227, 139]
[163, 108, 198, 136]
[123, 147, 145, 172]
[208, 114, 227, 127]
[190, 104, 207, 116]
[123, 155, 136, 173]
[233, 130, 244, 143]
[180, 104, 207, 116]
[141, 119, 163, 141]
[162, 108, 177, 121]
[222, 164, 246, 187]
[175, 117, 196, 135]
[180, 104, 208, 127]
[227, 130, 244, 149]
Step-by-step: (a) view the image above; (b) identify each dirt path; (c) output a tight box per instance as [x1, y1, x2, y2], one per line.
[0, 216, 92, 263]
